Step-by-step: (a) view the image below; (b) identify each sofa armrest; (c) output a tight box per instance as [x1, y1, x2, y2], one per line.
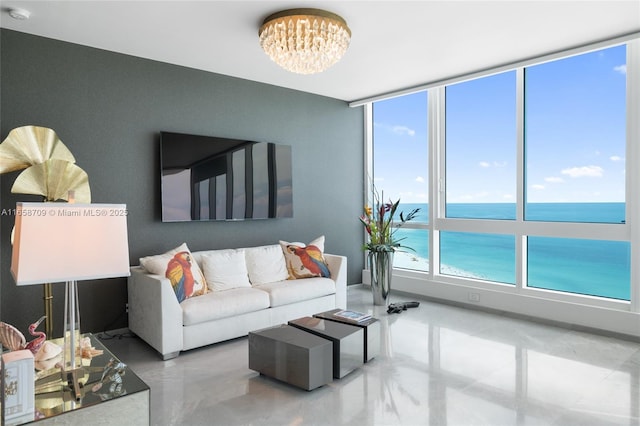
[128, 266, 183, 359]
[325, 254, 347, 309]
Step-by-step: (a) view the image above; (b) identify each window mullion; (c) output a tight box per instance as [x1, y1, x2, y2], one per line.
[363, 103, 374, 269]
[429, 86, 444, 277]
[516, 67, 525, 291]
[627, 40, 640, 313]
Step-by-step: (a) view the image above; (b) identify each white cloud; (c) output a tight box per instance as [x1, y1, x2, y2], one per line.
[373, 122, 416, 137]
[478, 161, 506, 168]
[610, 155, 623, 162]
[415, 176, 425, 183]
[544, 176, 564, 183]
[531, 184, 545, 190]
[614, 64, 627, 75]
[503, 194, 514, 200]
[392, 125, 415, 136]
[561, 165, 604, 178]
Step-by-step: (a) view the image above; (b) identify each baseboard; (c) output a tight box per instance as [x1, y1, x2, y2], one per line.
[360, 270, 640, 341]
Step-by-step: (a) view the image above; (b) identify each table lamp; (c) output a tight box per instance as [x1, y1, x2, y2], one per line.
[10, 202, 130, 400]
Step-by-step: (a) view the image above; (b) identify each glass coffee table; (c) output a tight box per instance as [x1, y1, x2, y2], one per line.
[15, 333, 149, 425]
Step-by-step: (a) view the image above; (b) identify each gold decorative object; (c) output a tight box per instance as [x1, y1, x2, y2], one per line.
[0, 126, 75, 173]
[259, 8, 351, 74]
[12, 159, 91, 202]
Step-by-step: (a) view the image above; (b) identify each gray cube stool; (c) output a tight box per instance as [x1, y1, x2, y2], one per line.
[288, 317, 363, 378]
[248, 324, 333, 391]
[314, 309, 380, 363]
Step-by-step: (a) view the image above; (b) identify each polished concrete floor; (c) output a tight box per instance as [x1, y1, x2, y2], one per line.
[101, 285, 640, 426]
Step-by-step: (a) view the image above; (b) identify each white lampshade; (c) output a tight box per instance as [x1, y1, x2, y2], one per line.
[11, 202, 130, 285]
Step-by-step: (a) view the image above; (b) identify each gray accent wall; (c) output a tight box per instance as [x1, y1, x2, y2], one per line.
[0, 29, 364, 335]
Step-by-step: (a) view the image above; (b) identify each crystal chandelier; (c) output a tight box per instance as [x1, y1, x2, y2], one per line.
[259, 9, 351, 75]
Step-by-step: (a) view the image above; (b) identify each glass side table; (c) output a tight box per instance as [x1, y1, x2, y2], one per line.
[14, 333, 149, 425]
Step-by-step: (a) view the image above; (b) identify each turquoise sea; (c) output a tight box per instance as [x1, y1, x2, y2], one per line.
[391, 203, 630, 301]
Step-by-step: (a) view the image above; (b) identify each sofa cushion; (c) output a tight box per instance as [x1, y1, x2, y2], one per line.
[244, 244, 288, 285]
[254, 277, 336, 307]
[279, 236, 330, 280]
[139, 243, 208, 303]
[181, 287, 271, 326]
[200, 249, 251, 292]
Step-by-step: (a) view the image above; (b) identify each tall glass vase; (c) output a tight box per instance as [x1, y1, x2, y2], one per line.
[368, 250, 394, 306]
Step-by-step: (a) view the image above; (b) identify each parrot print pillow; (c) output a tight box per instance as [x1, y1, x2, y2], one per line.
[139, 243, 208, 303]
[279, 236, 331, 280]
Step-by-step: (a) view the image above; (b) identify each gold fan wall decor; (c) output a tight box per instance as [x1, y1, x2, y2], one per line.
[12, 159, 91, 203]
[0, 125, 91, 202]
[0, 126, 75, 173]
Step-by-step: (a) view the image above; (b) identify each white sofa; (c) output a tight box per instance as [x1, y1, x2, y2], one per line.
[128, 244, 347, 360]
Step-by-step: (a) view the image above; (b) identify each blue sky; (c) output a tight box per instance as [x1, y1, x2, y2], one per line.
[373, 44, 627, 204]
[373, 91, 428, 203]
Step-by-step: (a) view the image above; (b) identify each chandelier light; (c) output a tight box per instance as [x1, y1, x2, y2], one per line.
[259, 8, 351, 75]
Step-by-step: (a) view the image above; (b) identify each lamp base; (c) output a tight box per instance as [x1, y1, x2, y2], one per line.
[61, 367, 84, 401]
[62, 280, 81, 369]
[43, 283, 53, 337]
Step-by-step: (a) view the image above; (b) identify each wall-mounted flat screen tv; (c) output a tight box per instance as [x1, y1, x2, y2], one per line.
[160, 131, 292, 222]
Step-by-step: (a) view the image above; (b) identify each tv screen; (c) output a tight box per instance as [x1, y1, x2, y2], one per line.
[160, 131, 292, 222]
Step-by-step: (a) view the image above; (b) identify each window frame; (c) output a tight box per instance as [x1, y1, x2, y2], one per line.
[365, 38, 640, 315]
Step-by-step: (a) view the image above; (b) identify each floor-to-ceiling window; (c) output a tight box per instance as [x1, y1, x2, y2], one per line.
[372, 91, 429, 270]
[523, 45, 629, 300]
[369, 40, 637, 314]
[442, 70, 518, 285]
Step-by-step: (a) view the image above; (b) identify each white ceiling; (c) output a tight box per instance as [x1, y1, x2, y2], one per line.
[1, 1, 639, 103]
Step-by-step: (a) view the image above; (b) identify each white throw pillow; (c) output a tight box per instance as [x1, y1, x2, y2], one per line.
[244, 244, 288, 285]
[139, 243, 208, 302]
[201, 249, 251, 292]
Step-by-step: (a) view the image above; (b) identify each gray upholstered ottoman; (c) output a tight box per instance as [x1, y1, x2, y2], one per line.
[248, 324, 333, 391]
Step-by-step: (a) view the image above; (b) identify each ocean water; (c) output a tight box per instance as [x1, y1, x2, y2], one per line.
[390, 203, 630, 301]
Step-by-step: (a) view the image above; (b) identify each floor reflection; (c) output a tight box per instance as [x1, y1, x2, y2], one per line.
[102, 285, 640, 425]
